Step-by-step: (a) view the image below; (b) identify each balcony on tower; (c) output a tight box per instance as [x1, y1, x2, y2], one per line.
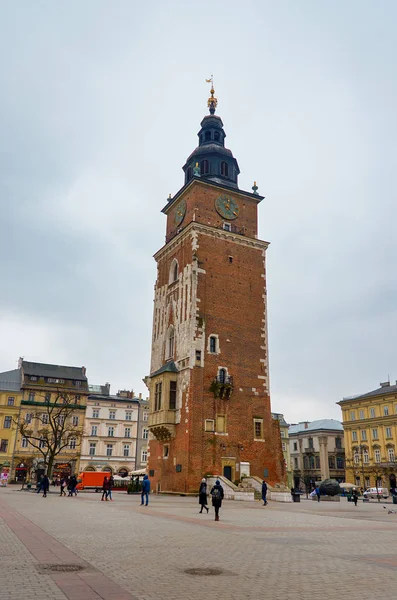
[210, 370, 233, 400]
[145, 362, 179, 441]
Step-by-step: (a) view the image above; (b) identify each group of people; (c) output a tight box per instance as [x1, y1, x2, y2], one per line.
[36, 474, 78, 498]
[198, 478, 225, 521]
[101, 475, 114, 501]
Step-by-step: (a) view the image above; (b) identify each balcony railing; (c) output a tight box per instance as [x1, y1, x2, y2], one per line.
[215, 375, 233, 385]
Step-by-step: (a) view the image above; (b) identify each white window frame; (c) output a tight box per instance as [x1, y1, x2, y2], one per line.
[89, 443, 96, 456]
[352, 431, 357, 442]
[125, 427, 131, 438]
[254, 418, 264, 441]
[92, 409, 100, 418]
[22, 438, 28, 448]
[106, 444, 113, 457]
[208, 334, 220, 354]
[374, 448, 381, 463]
[386, 427, 392, 438]
[143, 428, 149, 440]
[141, 448, 148, 462]
[204, 419, 215, 432]
[384, 406, 389, 416]
[123, 444, 130, 457]
[91, 425, 98, 436]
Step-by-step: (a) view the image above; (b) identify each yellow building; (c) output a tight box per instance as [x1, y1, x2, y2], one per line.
[272, 413, 293, 488]
[338, 380, 397, 490]
[0, 369, 23, 479]
[14, 359, 89, 481]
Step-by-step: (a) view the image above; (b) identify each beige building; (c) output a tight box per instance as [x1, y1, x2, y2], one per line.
[272, 413, 292, 488]
[80, 388, 149, 476]
[337, 380, 397, 490]
[289, 419, 345, 491]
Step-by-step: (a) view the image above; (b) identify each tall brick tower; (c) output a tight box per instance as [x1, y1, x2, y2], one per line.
[146, 83, 285, 492]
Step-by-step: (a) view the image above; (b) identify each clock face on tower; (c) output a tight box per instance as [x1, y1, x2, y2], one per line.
[215, 195, 239, 220]
[174, 199, 187, 226]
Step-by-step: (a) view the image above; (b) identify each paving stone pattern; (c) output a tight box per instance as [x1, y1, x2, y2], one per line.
[1, 488, 396, 600]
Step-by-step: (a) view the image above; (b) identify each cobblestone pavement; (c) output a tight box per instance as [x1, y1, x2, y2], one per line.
[1, 487, 397, 600]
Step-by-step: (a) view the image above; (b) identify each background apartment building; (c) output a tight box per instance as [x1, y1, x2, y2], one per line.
[289, 419, 345, 490]
[80, 387, 149, 476]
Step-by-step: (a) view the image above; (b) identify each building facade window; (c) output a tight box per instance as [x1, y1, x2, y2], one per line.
[143, 412, 149, 422]
[108, 426, 115, 437]
[254, 419, 264, 440]
[218, 368, 226, 384]
[89, 443, 96, 456]
[143, 428, 149, 440]
[195, 350, 202, 363]
[41, 413, 49, 425]
[154, 382, 162, 411]
[169, 381, 177, 410]
[93, 409, 100, 418]
[374, 448, 381, 463]
[386, 427, 392, 438]
[359, 410, 364, 419]
[314, 456, 320, 469]
[282, 442, 286, 451]
[125, 412, 132, 421]
[293, 442, 298, 451]
[28, 392, 35, 402]
[7, 397, 15, 406]
[106, 444, 113, 457]
[388, 447, 395, 462]
[308, 437, 314, 449]
[163, 444, 169, 458]
[352, 431, 357, 441]
[0, 440, 8, 452]
[336, 456, 344, 469]
[205, 419, 215, 432]
[69, 438, 77, 449]
[372, 428, 378, 439]
[4, 416, 12, 429]
[141, 449, 148, 462]
[294, 457, 298, 469]
[209, 336, 217, 353]
[38, 438, 45, 449]
[354, 452, 360, 464]
[350, 411, 355, 421]
[370, 407, 376, 418]
[384, 406, 389, 416]
[91, 425, 98, 436]
[200, 159, 209, 174]
[22, 438, 28, 448]
[123, 444, 130, 457]
[72, 416, 79, 426]
[109, 410, 116, 420]
[216, 415, 226, 433]
[363, 450, 369, 463]
[361, 430, 367, 441]
[220, 161, 229, 176]
[125, 427, 131, 438]
[335, 437, 342, 449]
[329, 456, 335, 469]
[167, 327, 175, 359]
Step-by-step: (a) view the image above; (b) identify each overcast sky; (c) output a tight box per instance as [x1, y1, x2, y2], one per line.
[1, 1, 396, 423]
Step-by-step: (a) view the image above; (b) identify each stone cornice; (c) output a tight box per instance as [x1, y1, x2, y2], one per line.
[154, 221, 269, 261]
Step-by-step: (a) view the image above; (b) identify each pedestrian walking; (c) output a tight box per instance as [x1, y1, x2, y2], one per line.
[68, 475, 77, 497]
[42, 474, 50, 498]
[262, 480, 268, 506]
[210, 479, 224, 522]
[352, 488, 359, 507]
[141, 474, 150, 506]
[107, 475, 114, 501]
[60, 477, 67, 497]
[101, 476, 109, 501]
[315, 486, 321, 502]
[198, 478, 209, 513]
[36, 475, 43, 494]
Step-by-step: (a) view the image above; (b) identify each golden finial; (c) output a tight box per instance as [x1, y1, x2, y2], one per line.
[205, 75, 218, 115]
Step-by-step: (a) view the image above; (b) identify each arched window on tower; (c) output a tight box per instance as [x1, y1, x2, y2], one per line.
[169, 259, 179, 284]
[221, 161, 229, 177]
[214, 131, 220, 142]
[218, 368, 226, 384]
[167, 326, 175, 359]
[201, 160, 209, 175]
[205, 131, 211, 142]
[187, 167, 192, 181]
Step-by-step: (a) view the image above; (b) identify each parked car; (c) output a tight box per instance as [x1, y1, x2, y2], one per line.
[363, 487, 389, 499]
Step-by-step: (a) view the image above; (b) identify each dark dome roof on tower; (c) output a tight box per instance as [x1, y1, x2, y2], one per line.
[182, 84, 240, 189]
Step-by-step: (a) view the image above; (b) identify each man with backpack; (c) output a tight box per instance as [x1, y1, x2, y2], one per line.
[210, 479, 224, 521]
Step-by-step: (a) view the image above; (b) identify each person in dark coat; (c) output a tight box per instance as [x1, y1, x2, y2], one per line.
[41, 475, 50, 498]
[68, 475, 77, 497]
[262, 480, 268, 506]
[60, 477, 67, 497]
[101, 476, 109, 501]
[141, 475, 150, 506]
[107, 476, 114, 501]
[199, 478, 209, 513]
[352, 488, 359, 506]
[210, 479, 224, 522]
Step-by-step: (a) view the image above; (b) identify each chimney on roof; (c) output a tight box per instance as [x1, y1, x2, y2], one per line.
[304, 422, 309, 429]
[139, 393, 142, 399]
[104, 383, 111, 395]
[82, 366, 86, 376]
[380, 381, 390, 388]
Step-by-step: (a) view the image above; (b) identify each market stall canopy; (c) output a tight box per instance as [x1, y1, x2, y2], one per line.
[340, 482, 356, 489]
[129, 469, 147, 476]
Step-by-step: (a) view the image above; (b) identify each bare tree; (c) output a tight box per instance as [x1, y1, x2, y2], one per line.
[15, 391, 84, 478]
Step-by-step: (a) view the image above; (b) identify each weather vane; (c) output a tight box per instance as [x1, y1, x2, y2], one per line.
[205, 75, 218, 114]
